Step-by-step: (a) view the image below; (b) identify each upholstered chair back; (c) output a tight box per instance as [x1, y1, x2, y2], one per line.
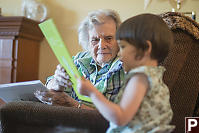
[160, 12, 199, 133]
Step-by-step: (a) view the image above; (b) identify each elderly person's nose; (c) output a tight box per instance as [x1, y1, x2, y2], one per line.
[98, 39, 107, 49]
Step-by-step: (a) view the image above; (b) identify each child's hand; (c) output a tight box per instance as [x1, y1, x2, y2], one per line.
[77, 77, 96, 97]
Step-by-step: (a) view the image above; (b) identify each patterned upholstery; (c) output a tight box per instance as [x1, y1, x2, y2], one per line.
[0, 101, 108, 133]
[160, 12, 199, 133]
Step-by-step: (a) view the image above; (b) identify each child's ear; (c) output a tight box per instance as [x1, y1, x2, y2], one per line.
[145, 40, 152, 56]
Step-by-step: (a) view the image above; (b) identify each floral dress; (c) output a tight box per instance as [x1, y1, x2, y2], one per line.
[106, 66, 175, 133]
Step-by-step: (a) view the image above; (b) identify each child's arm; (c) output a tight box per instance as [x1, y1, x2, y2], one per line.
[77, 73, 148, 126]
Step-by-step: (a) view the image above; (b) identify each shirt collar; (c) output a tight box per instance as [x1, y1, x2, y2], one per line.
[90, 57, 119, 75]
[77, 52, 120, 74]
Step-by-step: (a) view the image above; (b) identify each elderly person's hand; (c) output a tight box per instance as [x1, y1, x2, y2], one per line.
[34, 89, 95, 110]
[34, 90, 78, 107]
[46, 64, 72, 91]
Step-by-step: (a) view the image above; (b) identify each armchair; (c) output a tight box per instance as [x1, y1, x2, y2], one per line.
[1, 12, 199, 133]
[160, 12, 199, 133]
[0, 101, 108, 133]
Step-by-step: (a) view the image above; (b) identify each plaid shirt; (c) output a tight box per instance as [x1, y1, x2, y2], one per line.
[47, 51, 125, 107]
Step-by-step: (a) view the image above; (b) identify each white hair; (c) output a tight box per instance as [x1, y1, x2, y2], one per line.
[78, 9, 121, 50]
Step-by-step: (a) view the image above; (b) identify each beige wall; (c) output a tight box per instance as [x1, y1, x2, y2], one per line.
[0, 0, 199, 83]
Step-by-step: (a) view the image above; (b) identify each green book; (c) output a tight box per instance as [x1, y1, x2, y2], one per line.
[39, 19, 92, 103]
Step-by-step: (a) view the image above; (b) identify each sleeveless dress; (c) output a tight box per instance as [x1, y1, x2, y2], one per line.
[106, 66, 175, 133]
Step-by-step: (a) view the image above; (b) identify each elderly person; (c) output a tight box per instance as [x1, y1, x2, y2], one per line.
[36, 9, 124, 109]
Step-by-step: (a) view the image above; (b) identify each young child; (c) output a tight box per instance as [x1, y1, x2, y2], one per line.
[77, 13, 175, 133]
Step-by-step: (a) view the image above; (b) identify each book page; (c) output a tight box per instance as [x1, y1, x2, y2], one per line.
[39, 19, 92, 103]
[0, 80, 47, 102]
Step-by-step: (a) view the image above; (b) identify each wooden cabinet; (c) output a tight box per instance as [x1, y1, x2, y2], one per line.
[0, 16, 43, 84]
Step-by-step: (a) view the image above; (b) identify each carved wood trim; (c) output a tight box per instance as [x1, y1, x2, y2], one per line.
[0, 16, 43, 41]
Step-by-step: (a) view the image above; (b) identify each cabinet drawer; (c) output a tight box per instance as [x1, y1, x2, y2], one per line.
[0, 39, 13, 58]
[0, 67, 12, 84]
[0, 60, 12, 67]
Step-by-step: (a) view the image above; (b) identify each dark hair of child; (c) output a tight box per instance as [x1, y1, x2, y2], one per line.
[116, 13, 173, 64]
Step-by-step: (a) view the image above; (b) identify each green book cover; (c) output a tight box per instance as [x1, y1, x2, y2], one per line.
[39, 19, 92, 103]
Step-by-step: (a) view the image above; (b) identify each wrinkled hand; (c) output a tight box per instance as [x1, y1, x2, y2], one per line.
[77, 77, 96, 97]
[34, 90, 77, 107]
[46, 64, 72, 91]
